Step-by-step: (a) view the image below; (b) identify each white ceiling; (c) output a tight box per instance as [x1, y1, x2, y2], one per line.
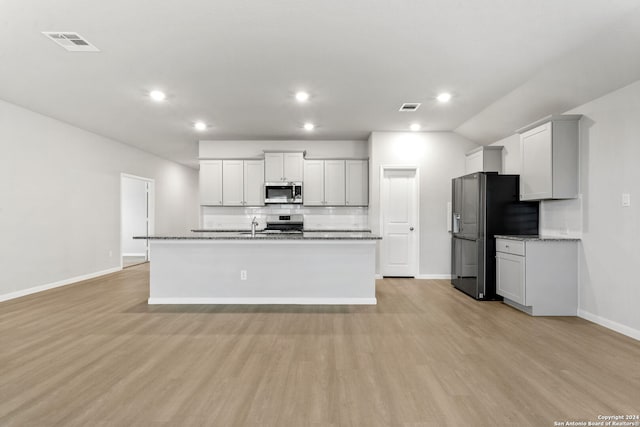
[2, 0, 640, 167]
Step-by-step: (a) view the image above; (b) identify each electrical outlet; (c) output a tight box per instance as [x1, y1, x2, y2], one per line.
[622, 193, 631, 207]
[240, 270, 247, 280]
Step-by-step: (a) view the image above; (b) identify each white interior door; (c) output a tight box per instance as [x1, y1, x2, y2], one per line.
[381, 168, 418, 277]
[121, 175, 154, 266]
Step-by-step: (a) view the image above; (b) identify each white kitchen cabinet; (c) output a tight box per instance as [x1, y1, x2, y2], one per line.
[496, 237, 578, 316]
[222, 160, 244, 206]
[243, 160, 265, 206]
[324, 160, 346, 206]
[346, 160, 368, 206]
[517, 115, 581, 201]
[465, 146, 503, 174]
[199, 160, 223, 206]
[264, 152, 304, 182]
[304, 160, 348, 206]
[283, 152, 304, 181]
[222, 160, 265, 206]
[303, 160, 325, 206]
[264, 153, 284, 182]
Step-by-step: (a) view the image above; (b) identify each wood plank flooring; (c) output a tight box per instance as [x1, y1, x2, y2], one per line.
[1, 264, 639, 426]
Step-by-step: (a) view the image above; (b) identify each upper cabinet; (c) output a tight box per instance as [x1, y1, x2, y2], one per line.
[199, 160, 223, 206]
[324, 160, 346, 205]
[345, 160, 368, 206]
[517, 115, 581, 201]
[264, 152, 304, 182]
[303, 160, 345, 206]
[243, 160, 265, 206]
[200, 152, 367, 207]
[303, 160, 325, 206]
[465, 146, 503, 174]
[222, 160, 265, 206]
[303, 159, 368, 206]
[222, 160, 244, 206]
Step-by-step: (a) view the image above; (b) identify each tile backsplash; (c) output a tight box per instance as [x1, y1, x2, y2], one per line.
[200, 206, 369, 230]
[539, 197, 583, 237]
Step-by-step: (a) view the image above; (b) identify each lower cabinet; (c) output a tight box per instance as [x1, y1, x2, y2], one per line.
[496, 237, 578, 316]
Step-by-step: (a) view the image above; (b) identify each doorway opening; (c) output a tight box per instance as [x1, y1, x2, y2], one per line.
[380, 166, 420, 277]
[121, 174, 154, 268]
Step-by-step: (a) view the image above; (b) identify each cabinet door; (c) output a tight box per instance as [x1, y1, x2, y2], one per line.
[199, 160, 223, 206]
[346, 160, 368, 206]
[496, 252, 526, 305]
[303, 160, 325, 206]
[324, 160, 346, 206]
[222, 160, 244, 206]
[520, 123, 552, 200]
[264, 153, 284, 182]
[283, 152, 304, 181]
[244, 160, 264, 206]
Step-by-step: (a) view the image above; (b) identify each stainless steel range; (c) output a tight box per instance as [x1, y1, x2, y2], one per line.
[264, 214, 304, 233]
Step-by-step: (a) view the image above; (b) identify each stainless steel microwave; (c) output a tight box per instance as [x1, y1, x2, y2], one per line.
[264, 182, 302, 204]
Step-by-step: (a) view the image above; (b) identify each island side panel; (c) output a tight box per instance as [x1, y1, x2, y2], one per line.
[148, 240, 377, 304]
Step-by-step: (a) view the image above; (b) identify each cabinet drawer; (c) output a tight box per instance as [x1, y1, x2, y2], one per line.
[496, 239, 525, 256]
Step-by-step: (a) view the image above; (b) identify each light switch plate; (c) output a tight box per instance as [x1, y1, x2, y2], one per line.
[622, 193, 631, 207]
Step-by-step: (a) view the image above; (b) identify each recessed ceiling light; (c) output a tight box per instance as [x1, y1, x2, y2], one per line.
[436, 92, 452, 103]
[303, 122, 315, 131]
[194, 121, 207, 131]
[295, 91, 310, 102]
[149, 90, 166, 102]
[410, 123, 421, 131]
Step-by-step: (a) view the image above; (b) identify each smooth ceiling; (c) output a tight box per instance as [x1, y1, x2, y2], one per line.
[1, 0, 639, 167]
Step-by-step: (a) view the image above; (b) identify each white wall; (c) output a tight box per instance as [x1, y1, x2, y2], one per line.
[121, 176, 148, 255]
[369, 132, 479, 277]
[492, 134, 520, 175]
[199, 140, 367, 159]
[490, 79, 640, 339]
[0, 99, 199, 299]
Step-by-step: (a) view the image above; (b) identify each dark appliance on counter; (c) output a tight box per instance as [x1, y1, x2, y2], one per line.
[451, 172, 538, 300]
[264, 214, 304, 233]
[264, 182, 303, 204]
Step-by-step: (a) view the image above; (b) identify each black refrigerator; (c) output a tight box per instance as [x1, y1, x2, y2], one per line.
[451, 172, 539, 300]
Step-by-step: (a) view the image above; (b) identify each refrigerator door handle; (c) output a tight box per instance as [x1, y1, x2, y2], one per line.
[452, 213, 461, 233]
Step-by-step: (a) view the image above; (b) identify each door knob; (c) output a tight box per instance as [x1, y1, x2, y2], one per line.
[409, 227, 414, 231]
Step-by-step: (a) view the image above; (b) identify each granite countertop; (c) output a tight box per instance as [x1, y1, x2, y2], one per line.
[494, 235, 581, 242]
[191, 229, 372, 233]
[135, 231, 380, 241]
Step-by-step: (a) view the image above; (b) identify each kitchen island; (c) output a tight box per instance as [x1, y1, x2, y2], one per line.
[138, 232, 380, 305]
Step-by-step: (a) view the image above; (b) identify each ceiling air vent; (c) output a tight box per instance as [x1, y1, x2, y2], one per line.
[399, 103, 421, 112]
[41, 32, 100, 52]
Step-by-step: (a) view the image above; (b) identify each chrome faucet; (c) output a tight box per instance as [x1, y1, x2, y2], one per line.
[251, 216, 259, 237]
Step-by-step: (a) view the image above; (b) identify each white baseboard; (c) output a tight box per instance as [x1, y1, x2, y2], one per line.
[0, 267, 122, 303]
[416, 274, 454, 280]
[148, 297, 377, 305]
[578, 309, 640, 341]
[122, 253, 146, 257]
[375, 274, 453, 280]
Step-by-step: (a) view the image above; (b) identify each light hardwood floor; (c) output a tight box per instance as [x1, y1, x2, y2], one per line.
[1, 265, 639, 426]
